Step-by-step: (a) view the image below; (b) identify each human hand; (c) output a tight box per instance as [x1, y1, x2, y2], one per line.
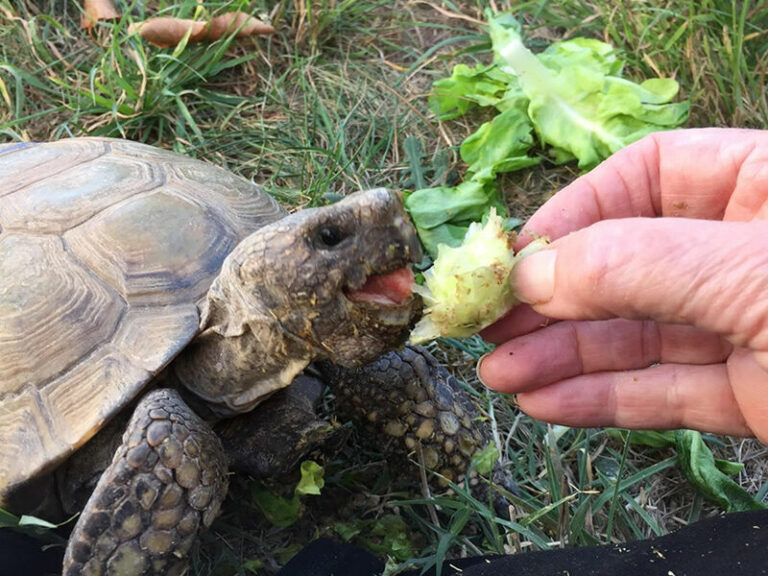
[477, 128, 768, 443]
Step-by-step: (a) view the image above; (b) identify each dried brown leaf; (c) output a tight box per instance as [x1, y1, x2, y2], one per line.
[205, 12, 276, 40]
[80, 0, 120, 31]
[128, 17, 207, 48]
[128, 12, 275, 48]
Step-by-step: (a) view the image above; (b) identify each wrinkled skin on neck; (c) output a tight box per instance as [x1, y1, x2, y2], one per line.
[173, 189, 423, 415]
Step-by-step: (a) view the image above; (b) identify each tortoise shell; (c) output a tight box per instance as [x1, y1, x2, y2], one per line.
[0, 138, 283, 498]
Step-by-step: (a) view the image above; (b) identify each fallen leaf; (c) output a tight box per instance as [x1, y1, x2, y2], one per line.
[80, 0, 120, 31]
[129, 12, 275, 48]
[206, 12, 276, 41]
[128, 17, 207, 48]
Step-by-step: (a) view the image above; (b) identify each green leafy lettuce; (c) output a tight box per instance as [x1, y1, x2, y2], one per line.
[333, 514, 414, 562]
[407, 11, 689, 258]
[675, 430, 765, 513]
[489, 13, 689, 169]
[613, 429, 765, 512]
[410, 209, 547, 343]
[250, 460, 325, 527]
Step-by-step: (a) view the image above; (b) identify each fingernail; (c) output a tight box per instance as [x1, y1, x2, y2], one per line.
[512, 249, 557, 304]
[476, 353, 490, 388]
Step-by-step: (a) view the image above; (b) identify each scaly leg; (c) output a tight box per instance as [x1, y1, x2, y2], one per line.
[62, 389, 228, 576]
[216, 375, 338, 479]
[319, 345, 516, 510]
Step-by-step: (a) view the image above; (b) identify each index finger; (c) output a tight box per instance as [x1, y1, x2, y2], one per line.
[514, 127, 768, 251]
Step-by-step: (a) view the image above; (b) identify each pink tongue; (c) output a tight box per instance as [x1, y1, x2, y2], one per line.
[346, 267, 414, 305]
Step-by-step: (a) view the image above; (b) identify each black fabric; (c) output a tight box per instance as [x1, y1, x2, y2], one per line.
[278, 509, 768, 576]
[277, 538, 385, 576]
[0, 529, 64, 576]
[3, 509, 768, 575]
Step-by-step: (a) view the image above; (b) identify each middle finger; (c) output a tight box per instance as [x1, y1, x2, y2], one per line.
[479, 318, 733, 394]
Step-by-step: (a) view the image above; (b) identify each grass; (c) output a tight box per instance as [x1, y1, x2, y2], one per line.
[2, 0, 768, 574]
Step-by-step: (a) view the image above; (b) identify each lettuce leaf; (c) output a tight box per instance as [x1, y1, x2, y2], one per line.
[408, 11, 688, 261]
[675, 430, 765, 513]
[411, 95, 537, 257]
[613, 429, 765, 512]
[430, 63, 514, 120]
[410, 209, 547, 343]
[405, 179, 506, 257]
[489, 13, 689, 169]
[460, 105, 541, 181]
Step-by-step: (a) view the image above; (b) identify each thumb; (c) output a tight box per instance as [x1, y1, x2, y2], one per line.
[513, 218, 768, 352]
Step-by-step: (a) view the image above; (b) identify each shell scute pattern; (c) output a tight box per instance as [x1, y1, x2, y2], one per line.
[0, 233, 124, 394]
[0, 155, 164, 234]
[64, 189, 238, 306]
[0, 139, 108, 199]
[0, 137, 281, 498]
[163, 161, 281, 237]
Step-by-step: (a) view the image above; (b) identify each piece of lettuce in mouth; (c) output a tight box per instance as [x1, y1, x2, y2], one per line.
[409, 209, 546, 344]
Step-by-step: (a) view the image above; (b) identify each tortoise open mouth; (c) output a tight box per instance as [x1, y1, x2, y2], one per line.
[344, 267, 415, 306]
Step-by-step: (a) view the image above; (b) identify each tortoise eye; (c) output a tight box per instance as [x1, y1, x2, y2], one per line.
[316, 225, 349, 248]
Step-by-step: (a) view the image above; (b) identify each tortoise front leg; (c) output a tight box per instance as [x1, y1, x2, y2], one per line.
[215, 375, 339, 479]
[63, 389, 228, 576]
[319, 345, 517, 508]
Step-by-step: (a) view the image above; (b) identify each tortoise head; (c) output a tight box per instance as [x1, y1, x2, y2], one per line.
[234, 187, 423, 362]
[175, 189, 423, 414]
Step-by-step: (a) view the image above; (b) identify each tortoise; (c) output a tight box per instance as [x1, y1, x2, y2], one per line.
[0, 138, 506, 575]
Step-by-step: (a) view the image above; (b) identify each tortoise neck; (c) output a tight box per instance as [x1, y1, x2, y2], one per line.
[171, 262, 315, 416]
[172, 327, 312, 416]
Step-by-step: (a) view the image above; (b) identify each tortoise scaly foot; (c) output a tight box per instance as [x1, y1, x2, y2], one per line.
[216, 375, 338, 479]
[62, 389, 228, 576]
[320, 345, 516, 512]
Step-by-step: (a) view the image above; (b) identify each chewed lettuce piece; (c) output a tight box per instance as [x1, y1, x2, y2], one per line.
[409, 209, 547, 344]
